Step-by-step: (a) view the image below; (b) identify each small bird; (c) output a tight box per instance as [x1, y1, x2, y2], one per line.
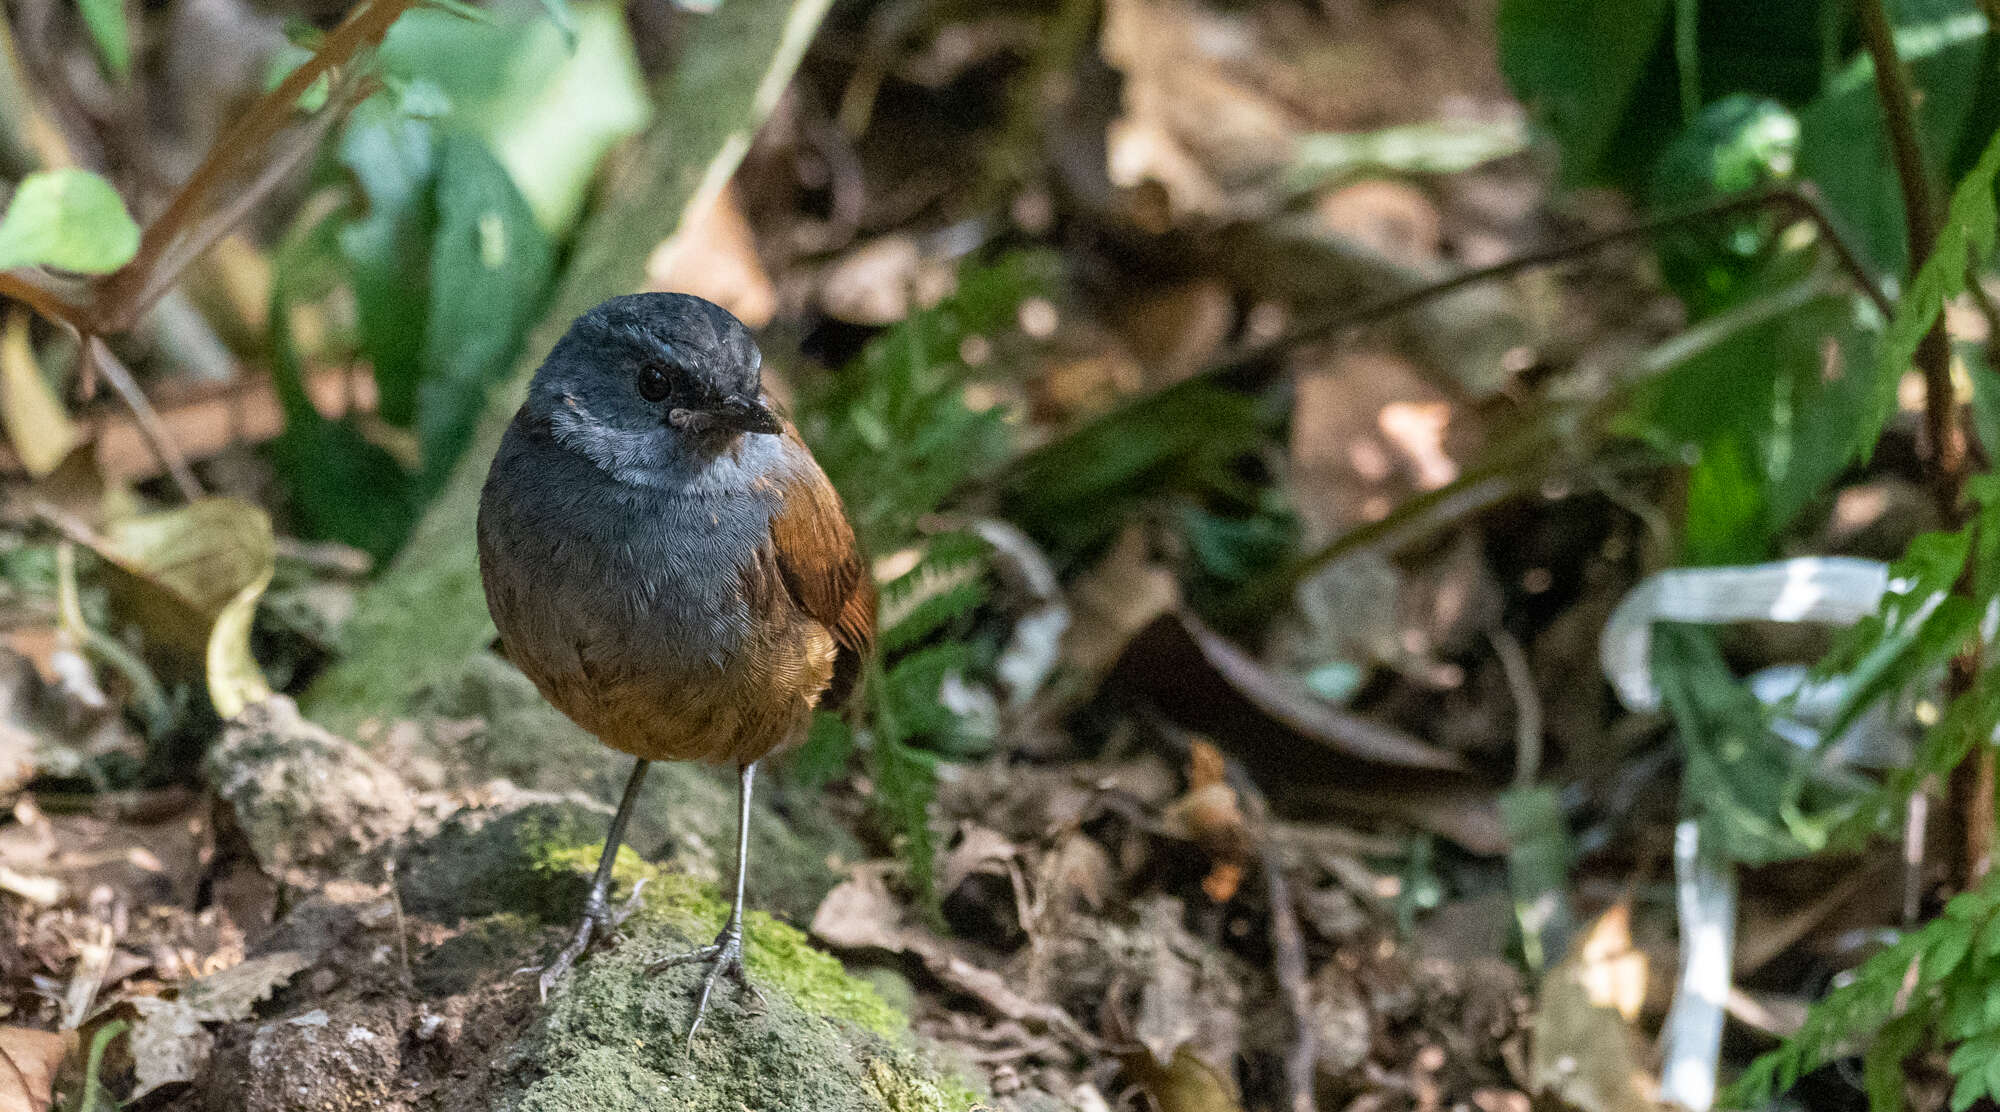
[475, 293, 873, 1035]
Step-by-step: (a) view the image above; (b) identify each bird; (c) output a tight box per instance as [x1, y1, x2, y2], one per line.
[475, 292, 874, 1037]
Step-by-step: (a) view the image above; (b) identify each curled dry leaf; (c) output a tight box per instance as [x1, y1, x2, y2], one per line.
[123, 950, 309, 1097]
[0, 1025, 73, 1112]
[0, 309, 79, 479]
[84, 497, 275, 716]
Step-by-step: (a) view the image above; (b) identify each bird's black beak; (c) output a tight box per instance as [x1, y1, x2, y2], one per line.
[670, 396, 782, 435]
[714, 396, 782, 435]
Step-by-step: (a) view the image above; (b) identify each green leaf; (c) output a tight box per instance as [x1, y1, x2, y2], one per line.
[1852, 124, 2000, 458]
[1647, 95, 1806, 318]
[268, 214, 420, 558]
[1683, 435, 1765, 564]
[1866, 1010, 1927, 1112]
[264, 43, 330, 112]
[534, 0, 577, 45]
[1498, 0, 1673, 186]
[378, 0, 649, 234]
[0, 169, 140, 274]
[1500, 784, 1574, 972]
[73, 0, 130, 81]
[414, 133, 554, 491]
[1796, 12, 2000, 279]
[1924, 919, 1975, 984]
[1655, 624, 1873, 864]
[336, 99, 440, 428]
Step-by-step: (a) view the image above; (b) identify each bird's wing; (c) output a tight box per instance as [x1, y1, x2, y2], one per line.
[767, 433, 875, 707]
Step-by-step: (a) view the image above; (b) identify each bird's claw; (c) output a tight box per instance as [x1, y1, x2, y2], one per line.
[646, 924, 763, 1043]
[524, 879, 651, 1001]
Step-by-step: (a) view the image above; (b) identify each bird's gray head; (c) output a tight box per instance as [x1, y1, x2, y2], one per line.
[524, 293, 780, 485]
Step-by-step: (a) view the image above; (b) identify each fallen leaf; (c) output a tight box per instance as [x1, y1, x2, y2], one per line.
[0, 1026, 72, 1112]
[0, 309, 79, 478]
[646, 183, 776, 329]
[1119, 1045, 1247, 1112]
[812, 869, 1091, 1043]
[84, 498, 275, 715]
[124, 951, 308, 1097]
[1529, 904, 1661, 1112]
[1160, 740, 1251, 903]
[0, 169, 140, 274]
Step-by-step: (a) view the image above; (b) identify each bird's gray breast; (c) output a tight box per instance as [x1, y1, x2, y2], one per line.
[477, 421, 786, 698]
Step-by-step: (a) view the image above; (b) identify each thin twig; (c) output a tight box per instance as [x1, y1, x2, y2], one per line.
[83, 335, 203, 501]
[1489, 628, 1543, 788]
[1859, 0, 1990, 890]
[1204, 182, 1891, 389]
[92, 0, 417, 332]
[1217, 755, 1317, 1112]
[0, 271, 84, 329]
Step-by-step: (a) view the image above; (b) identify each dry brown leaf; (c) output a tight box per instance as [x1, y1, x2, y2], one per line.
[123, 950, 308, 1097]
[1100, 0, 1298, 225]
[1529, 904, 1661, 1112]
[1161, 740, 1251, 903]
[1061, 523, 1180, 684]
[0, 1026, 72, 1112]
[85, 497, 274, 715]
[646, 183, 776, 329]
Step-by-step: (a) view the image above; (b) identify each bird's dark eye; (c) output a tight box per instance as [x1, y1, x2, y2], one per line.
[636, 365, 671, 403]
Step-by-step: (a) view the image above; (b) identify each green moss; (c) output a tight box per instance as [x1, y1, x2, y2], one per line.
[400, 803, 647, 923]
[864, 1059, 988, 1112]
[609, 870, 905, 1039]
[503, 910, 975, 1112]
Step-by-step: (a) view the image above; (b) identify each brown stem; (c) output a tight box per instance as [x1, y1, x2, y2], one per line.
[1004, 182, 1891, 500]
[91, 0, 415, 332]
[82, 335, 203, 501]
[1860, 0, 1989, 888]
[0, 271, 84, 329]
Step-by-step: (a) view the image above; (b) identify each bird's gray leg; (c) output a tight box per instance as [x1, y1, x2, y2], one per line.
[648, 760, 763, 1042]
[536, 756, 650, 1000]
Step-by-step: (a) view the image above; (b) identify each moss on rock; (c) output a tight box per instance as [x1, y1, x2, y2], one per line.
[398, 802, 643, 924]
[404, 654, 860, 923]
[501, 909, 977, 1112]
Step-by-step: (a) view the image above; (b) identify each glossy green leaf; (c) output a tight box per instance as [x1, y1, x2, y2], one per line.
[1796, 12, 2000, 278]
[378, 0, 647, 234]
[1498, 0, 1673, 185]
[415, 133, 554, 492]
[0, 169, 139, 274]
[336, 99, 439, 428]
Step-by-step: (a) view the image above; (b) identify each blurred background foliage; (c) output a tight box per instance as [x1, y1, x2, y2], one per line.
[11, 0, 2000, 1108]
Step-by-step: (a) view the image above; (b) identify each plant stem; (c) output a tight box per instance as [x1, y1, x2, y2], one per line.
[90, 0, 415, 332]
[1858, 0, 1991, 889]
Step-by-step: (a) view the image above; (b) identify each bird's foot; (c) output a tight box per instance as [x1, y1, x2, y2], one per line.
[646, 923, 765, 1043]
[525, 879, 648, 1001]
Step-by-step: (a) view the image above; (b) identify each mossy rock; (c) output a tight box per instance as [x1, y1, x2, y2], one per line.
[398, 802, 624, 924]
[393, 801, 982, 1112]
[404, 654, 859, 924]
[500, 903, 982, 1112]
